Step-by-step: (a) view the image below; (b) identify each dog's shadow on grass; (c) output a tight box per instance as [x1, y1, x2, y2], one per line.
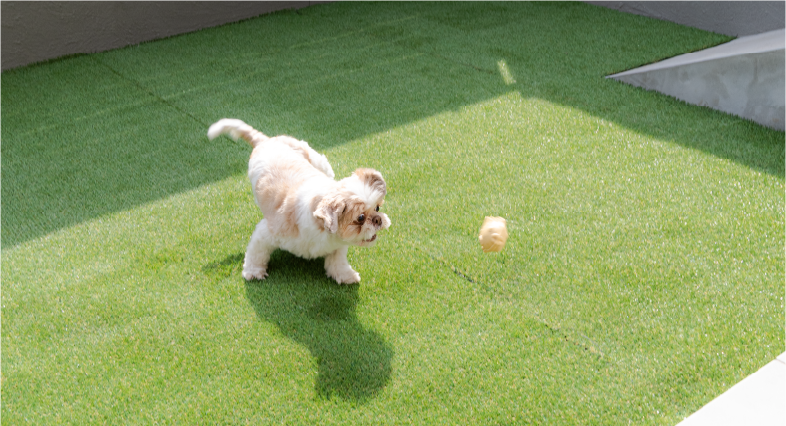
[204, 251, 393, 403]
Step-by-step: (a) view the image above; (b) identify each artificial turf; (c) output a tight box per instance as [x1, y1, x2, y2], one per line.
[2, 2, 784, 424]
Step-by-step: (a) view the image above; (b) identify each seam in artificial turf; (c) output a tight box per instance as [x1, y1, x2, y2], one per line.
[429, 52, 496, 75]
[91, 56, 210, 128]
[419, 247, 606, 361]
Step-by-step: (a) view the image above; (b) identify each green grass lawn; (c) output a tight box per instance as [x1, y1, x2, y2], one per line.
[3, 2, 783, 424]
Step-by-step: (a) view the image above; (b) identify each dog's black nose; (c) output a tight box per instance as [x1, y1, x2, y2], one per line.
[372, 215, 381, 227]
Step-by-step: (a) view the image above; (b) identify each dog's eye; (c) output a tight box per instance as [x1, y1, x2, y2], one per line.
[375, 205, 380, 212]
[357, 214, 365, 224]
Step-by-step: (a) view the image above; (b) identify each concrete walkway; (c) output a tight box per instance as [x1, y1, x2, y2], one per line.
[608, 29, 785, 130]
[677, 352, 786, 426]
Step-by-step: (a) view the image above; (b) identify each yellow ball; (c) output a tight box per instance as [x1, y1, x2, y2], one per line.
[478, 216, 508, 253]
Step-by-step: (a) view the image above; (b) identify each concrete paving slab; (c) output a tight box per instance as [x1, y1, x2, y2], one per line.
[676, 353, 786, 426]
[608, 29, 785, 130]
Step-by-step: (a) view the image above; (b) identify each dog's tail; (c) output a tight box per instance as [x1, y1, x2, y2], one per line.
[207, 118, 269, 148]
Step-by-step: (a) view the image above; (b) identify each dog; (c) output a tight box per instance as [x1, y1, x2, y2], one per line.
[207, 119, 391, 284]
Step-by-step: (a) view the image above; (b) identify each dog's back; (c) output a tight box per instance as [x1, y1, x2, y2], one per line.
[208, 118, 338, 237]
[208, 118, 335, 179]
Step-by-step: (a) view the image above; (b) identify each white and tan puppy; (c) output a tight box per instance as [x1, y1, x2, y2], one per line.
[208, 119, 391, 284]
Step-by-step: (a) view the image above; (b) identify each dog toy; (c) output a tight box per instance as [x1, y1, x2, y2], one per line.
[478, 216, 508, 253]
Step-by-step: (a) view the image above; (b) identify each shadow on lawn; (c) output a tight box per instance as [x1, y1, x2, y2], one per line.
[205, 250, 393, 402]
[3, 2, 782, 248]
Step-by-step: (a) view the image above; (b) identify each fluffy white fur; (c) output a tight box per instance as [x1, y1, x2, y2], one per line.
[208, 118, 391, 284]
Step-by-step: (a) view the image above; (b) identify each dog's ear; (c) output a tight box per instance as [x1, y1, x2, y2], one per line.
[312, 194, 344, 234]
[353, 168, 387, 196]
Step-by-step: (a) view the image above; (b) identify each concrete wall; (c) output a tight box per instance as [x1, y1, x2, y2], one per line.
[1, 1, 320, 71]
[4, 2, 784, 71]
[608, 29, 785, 130]
[586, 1, 785, 37]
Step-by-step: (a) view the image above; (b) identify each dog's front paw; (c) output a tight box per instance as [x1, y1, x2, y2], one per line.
[242, 266, 268, 281]
[328, 268, 361, 285]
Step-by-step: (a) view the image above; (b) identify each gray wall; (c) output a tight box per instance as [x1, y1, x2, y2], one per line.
[4, 2, 784, 71]
[586, 1, 785, 37]
[1, 1, 320, 71]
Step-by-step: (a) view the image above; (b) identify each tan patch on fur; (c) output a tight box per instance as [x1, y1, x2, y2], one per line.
[332, 195, 386, 241]
[336, 197, 367, 241]
[353, 168, 387, 196]
[312, 193, 342, 233]
[279, 137, 313, 164]
[248, 136, 312, 162]
[242, 128, 269, 148]
[310, 195, 324, 222]
[312, 170, 388, 238]
[254, 162, 313, 238]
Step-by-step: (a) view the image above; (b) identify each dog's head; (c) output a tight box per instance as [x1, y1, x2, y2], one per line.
[313, 168, 391, 246]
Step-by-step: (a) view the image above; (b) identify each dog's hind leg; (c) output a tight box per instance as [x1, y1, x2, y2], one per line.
[324, 246, 361, 284]
[243, 219, 276, 281]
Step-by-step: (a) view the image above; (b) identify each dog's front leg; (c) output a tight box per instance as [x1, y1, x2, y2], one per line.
[243, 219, 275, 281]
[324, 246, 360, 284]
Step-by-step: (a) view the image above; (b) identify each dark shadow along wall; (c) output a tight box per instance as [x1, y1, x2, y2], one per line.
[1, 1, 324, 71]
